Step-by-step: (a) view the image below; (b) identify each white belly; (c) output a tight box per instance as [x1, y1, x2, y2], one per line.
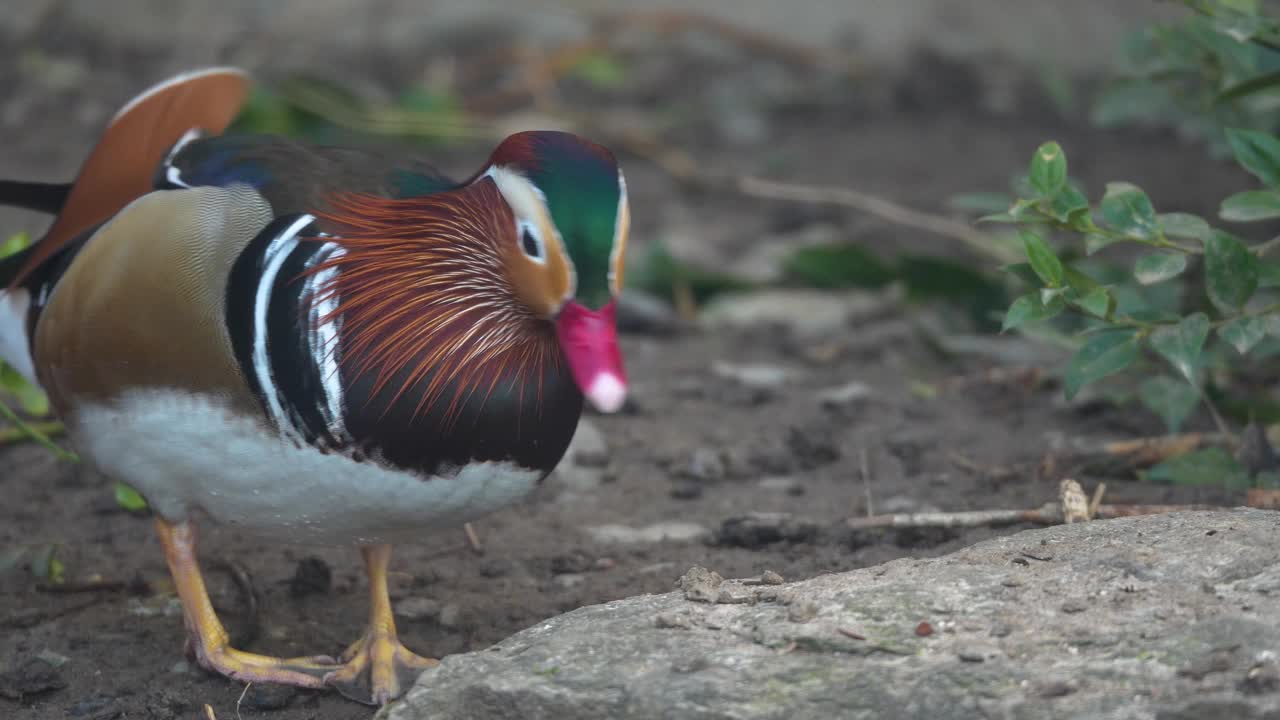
[71, 390, 543, 545]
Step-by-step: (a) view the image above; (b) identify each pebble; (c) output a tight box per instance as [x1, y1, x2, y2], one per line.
[711, 361, 799, 389]
[757, 477, 805, 496]
[584, 522, 711, 545]
[715, 513, 820, 549]
[616, 290, 683, 336]
[817, 381, 874, 408]
[760, 570, 785, 585]
[1061, 600, 1090, 614]
[655, 611, 696, 630]
[567, 420, 610, 467]
[550, 552, 595, 575]
[683, 448, 727, 482]
[957, 647, 992, 663]
[677, 566, 724, 603]
[669, 479, 704, 500]
[715, 584, 756, 604]
[554, 573, 586, 590]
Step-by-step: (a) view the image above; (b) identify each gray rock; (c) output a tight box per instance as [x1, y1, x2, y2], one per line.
[700, 289, 898, 337]
[387, 510, 1280, 720]
[711, 361, 800, 389]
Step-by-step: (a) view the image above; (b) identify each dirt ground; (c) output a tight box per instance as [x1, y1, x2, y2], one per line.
[0, 14, 1258, 720]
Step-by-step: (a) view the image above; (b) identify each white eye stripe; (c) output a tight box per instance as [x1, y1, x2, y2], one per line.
[518, 219, 547, 264]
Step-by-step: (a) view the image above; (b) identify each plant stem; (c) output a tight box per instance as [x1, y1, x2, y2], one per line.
[0, 402, 76, 461]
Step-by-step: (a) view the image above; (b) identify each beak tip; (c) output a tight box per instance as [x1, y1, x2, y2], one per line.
[586, 372, 627, 414]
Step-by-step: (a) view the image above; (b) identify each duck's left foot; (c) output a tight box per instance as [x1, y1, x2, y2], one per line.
[323, 631, 438, 705]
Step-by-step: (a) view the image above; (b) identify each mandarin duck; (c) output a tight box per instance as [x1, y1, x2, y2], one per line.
[0, 67, 630, 705]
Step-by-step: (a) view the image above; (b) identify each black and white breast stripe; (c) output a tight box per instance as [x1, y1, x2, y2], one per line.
[226, 214, 348, 448]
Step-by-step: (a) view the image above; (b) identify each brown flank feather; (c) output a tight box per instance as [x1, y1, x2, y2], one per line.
[306, 180, 561, 427]
[11, 68, 250, 289]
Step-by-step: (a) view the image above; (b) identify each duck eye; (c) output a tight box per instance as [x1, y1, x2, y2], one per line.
[520, 225, 544, 261]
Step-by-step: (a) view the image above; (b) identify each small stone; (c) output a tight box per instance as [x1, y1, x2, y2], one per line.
[703, 608, 736, 630]
[289, 556, 332, 598]
[788, 601, 819, 623]
[567, 420, 610, 467]
[715, 584, 755, 604]
[437, 603, 464, 628]
[715, 513, 820, 549]
[915, 622, 934, 637]
[616, 290, 682, 336]
[1037, 681, 1077, 698]
[990, 623, 1014, 638]
[757, 477, 804, 496]
[550, 552, 594, 575]
[243, 683, 297, 710]
[554, 573, 585, 590]
[957, 649, 986, 663]
[669, 479, 704, 500]
[817, 381, 873, 408]
[787, 426, 841, 470]
[712, 361, 798, 389]
[168, 660, 190, 674]
[35, 650, 67, 668]
[1061, 600, 1089, 614]
[1240, 663, 1280, 695]
[478, 559, 512, 578]
[655, 611, 696, 630]
[760, 570, 785, 585]
[683, 448, 727, 483]
[677, 566, 724, 603]
[397, 597, 441, 622]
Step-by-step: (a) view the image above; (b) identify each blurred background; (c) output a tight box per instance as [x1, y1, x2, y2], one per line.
[5, 2, 1280, 718]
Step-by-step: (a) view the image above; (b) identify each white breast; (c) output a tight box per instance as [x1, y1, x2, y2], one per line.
[71, 390, 543, 545]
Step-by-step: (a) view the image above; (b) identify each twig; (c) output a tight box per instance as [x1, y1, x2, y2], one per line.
[0, 420, 64, 444]
[236, 682, 250, 720]
[736, 175, 1018, 264]
[210, 558, 259, 649]
[463, 522, 484, 555]
[204, 704, 218, 720]
[0, 402, 75, 461]
[846, 502, 1228, 530]
[1087, 483, 1107, 519]
[1096, 433, 1232, 467]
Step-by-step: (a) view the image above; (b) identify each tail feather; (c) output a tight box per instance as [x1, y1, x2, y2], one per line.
[6, 67, 252, 289]
[0, 180, 71, 215]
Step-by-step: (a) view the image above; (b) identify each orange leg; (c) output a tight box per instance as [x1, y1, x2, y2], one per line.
[155, 518, 336, 689]
[324, 544, 439, 705]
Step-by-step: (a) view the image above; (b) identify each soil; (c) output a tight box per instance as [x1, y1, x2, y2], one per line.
[0, 14, 1259, 720]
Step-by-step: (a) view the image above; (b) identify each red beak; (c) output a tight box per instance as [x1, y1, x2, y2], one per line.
[556, 299, 627, 413]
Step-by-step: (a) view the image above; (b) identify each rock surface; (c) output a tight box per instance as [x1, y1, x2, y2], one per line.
[384, 509, 1280, 720]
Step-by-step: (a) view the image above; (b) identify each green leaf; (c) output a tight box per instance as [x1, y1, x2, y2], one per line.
[1226, 128, 1280, 188]
[1029, 141, 1068, 196]
[1219, 316, 1268, 354]
[1064, 329, 1140, 400]
[1000, 262, 1042, 288]
[1144, 447, 1251, 490]
[1100, 182, 1158, 240]
[1149, 312, 1210, 382]
[1158, 213, 1212, 240]
[1220, 190, 1280, 221]
[1218, 70, 1280, 103]
[1047, 186, 1090, 226]
[1075, 287, 1113, 319]
[979, 198, 1038, 224]
[1085, 232, 1123, 255]
[1204, 230, 1260, 311]
[568, 51, 627, 89]
[1063, 265, 1101, 295]
[1002, 292, 1065, 332]
[0, 231, 31, 259]
[1138, 375, 1200, 433]
[1133, 253, 1188, 285]
[0, 363, 49, 416]
[114, 482, 149, 511]
[1021, 229, 1065, 287]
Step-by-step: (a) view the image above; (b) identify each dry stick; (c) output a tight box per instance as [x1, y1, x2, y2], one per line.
[735, 176, 1016, 264]
[858, 448, 873, 518]
[846, 503, 1226, 531]
[1087, 483, 1107, 520]
[463, 522, 484, 554]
